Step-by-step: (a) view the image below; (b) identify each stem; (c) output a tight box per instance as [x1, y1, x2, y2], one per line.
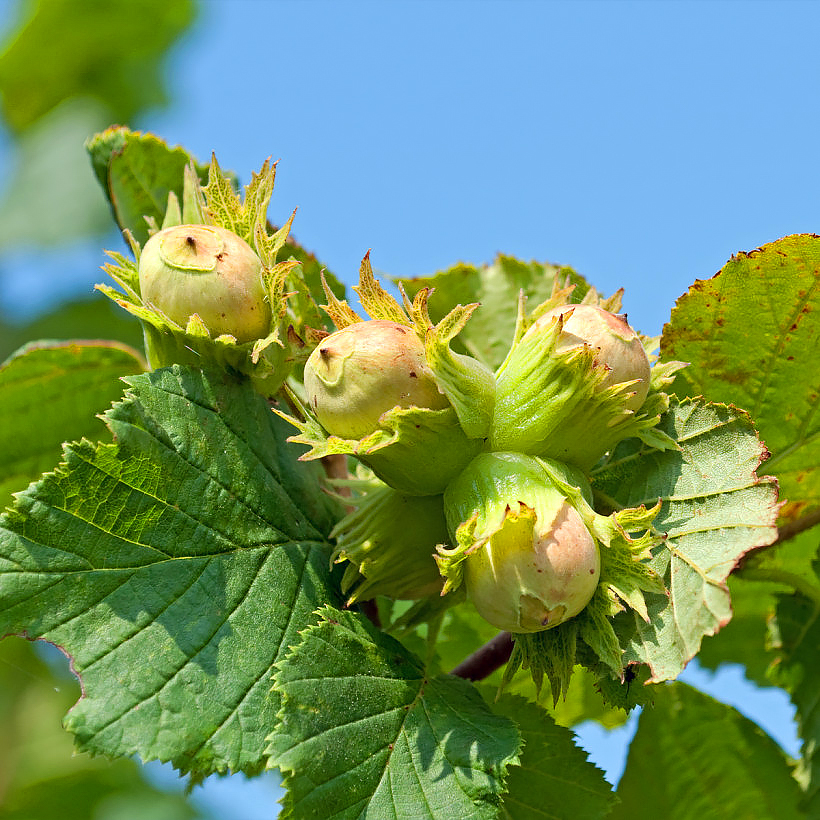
[321, 453, 353, 487]
[773, 507, 820, 545]
[450, 632, 513, 681]
[359, 599, 381, 628]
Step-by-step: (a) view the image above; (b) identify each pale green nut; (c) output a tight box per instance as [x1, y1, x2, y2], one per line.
[532, 304, 650, 412]
[444, 452, 600, 633]
[465, 498, 600, 632]
[138, 224, 270, 343]
[304, 320, 450, 440]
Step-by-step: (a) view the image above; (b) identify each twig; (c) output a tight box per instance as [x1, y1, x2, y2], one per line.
[773, 507, 820, 546]
[359, 599, 381, 628]
[451, 632, 513, 681]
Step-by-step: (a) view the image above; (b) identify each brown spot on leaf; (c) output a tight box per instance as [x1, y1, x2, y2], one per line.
[779, 500, 808, 522]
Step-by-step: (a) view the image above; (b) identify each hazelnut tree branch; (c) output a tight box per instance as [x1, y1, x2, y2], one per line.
[450, 631, 514, 681]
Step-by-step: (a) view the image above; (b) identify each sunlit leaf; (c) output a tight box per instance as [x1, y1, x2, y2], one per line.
[662, 234, 820, 527]
[0, 340, 145, 508]
[86, 128, 208, 246]
[269, 606, 521, 820]
[0, 366, 343, 777]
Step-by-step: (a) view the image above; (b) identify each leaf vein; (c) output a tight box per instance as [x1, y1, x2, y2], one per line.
[84, 551, 267, 740]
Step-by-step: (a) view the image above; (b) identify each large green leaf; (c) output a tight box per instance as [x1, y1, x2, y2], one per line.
[661, 234, 820, 527]
[613, 682, 803, 820]
[0, 366, 343, 777]
[0, 340, 145, 509]
[769, 580, 820, 815]
[397, 256, 590, 370]
[269, 606, 521, 820]
[86, 128, 208, 246]
[0, 98, 113, 247]
[0, 294, 144, 363]
[492, 694, 615, 820]
[592, 398, 779, 685]
[0, 0, 195, 133]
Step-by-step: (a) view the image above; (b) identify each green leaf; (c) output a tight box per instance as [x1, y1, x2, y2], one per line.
[698, 527, 820, 683]
[0, 98, 112, 247]
[492, 694, 615, 820]
[269, 606, 521, 820]
[397, 255, 590, 371]
[769, 580, 820, 814]
[0, 340, 145, 509]
[695, 576, 780, 687]
[661, 234, 820, 527]
[612, 682, 804, 820]
[592, 398, 779, 686]
[0, 0, 195, 133]
[0, 366, 343, 777]
[86, 128, 209, 246]
[0, 294, 145, 364]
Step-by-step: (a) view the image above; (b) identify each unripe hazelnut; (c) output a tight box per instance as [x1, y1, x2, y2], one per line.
[304, 320, 450, 440]
[464, 498, 600, 632]
[532, 305, 650, 411]
[443, 452, 600, 633]
[139, 225, 270, 342]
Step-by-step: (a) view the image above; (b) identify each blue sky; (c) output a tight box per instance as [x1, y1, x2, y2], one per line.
[145, 0, 820, 341]
[1, 0, 818, 815]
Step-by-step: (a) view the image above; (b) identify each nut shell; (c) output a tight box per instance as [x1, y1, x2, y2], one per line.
[534, 304, 650, 411]
[304, 320, 449, 440]
[139, 224, 269, 343]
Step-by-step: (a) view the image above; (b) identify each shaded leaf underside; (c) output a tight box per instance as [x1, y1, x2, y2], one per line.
[592, 398, 779, 683]
[613, 681, 804, 820]
[771, 584, 820, 815]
